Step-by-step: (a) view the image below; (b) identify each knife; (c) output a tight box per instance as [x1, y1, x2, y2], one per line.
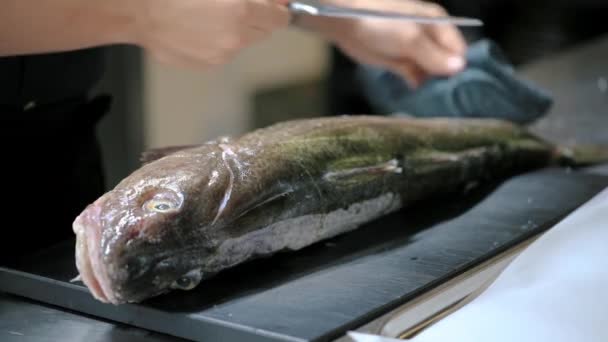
[288, 0, 483, 26]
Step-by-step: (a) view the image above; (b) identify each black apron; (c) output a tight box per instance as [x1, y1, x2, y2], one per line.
[0, 48, 110, 263]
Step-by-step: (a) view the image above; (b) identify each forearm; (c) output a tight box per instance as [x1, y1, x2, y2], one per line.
[0, 0, 136, 57]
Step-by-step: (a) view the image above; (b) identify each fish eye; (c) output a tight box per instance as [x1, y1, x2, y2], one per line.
[172, 277, 195, 290]
[144, 199, 177, 213]
[140, 188, 183, 214]
[154, 202, 171, 211]
[171, 269, 202, 291]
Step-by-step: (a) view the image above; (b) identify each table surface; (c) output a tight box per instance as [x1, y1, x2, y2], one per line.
[2, 35, 607, 342]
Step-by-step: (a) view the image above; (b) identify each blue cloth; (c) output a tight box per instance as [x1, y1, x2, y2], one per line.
[356, 39, 553, 124]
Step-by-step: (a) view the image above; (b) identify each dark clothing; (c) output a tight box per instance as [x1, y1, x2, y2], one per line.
[0, 49, 109, 264]
[0, 48, 105, 110]
[326, 47, 374, 116]
[326, 1, 608, 115]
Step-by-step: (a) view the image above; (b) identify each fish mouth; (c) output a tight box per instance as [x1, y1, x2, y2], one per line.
[73, 203, 120, 304]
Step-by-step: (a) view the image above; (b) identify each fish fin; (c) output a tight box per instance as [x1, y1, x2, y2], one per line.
[555, 144, 608, 168]
[323, 158, 403, 183]
[140, 145, 201, 164]
[390, 112, 415, 118]
[233, 189, 294, 222]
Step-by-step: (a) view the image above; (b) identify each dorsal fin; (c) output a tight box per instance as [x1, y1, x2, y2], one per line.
[140, 144, 201, 165]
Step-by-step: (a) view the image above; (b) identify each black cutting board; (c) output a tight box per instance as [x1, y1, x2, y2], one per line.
[1, 168, 607, 342]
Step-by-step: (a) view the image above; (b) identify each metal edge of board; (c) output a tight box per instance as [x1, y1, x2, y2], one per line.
[0, 267, 306, 342]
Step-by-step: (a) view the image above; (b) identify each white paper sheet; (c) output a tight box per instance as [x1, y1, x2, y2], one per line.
[349, 186, 608, 342]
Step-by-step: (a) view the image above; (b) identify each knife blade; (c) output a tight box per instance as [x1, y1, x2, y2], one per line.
[288, 0, 483, 26]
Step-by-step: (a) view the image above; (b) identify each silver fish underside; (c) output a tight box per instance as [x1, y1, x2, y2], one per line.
[206, 192, 401, 272]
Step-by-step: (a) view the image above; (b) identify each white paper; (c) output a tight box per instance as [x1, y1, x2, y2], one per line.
[349, 186, 608, 342]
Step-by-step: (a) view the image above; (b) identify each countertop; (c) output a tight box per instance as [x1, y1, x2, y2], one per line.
[2, 34, 607, 342]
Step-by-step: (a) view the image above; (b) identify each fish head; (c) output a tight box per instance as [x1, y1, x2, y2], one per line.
[73, 151, 226, 304]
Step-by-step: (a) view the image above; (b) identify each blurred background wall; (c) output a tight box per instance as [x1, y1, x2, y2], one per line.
[96, 28, 328, 190]
[144, 28, 328, 147]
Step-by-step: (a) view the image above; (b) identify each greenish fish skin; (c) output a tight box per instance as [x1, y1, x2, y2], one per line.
[72, 115, 588, 304]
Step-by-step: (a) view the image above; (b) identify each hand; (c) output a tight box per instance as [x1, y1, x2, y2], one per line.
[1, 0, 290, 67]
[295, 0, 467, 87]
[131, 0, 291, 68]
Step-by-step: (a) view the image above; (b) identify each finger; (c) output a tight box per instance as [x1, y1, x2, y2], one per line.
[386, 60, 427, 88]
[420, 4, 467, 55]
[401, 32, 465, 75]
[426, 24, 467, 56]
[392, 0, 467, 55]
[384, 59, 428, 88]
[247, 0, 291, 30]
[338, 41, 427, 88]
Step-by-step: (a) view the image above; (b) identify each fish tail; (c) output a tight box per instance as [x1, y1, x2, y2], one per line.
[553, 144, 608, 168]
